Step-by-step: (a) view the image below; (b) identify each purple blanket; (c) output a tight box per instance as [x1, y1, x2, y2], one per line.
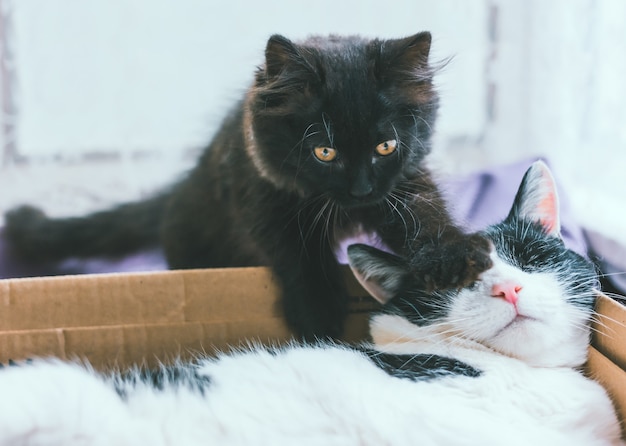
[0, 158, 589, 280]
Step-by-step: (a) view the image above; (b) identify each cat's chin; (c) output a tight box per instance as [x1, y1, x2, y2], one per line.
[336, 196, 386, 211]
[494, 314, 536, 336]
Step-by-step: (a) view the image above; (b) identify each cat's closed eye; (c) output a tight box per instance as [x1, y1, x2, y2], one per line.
[466, 281, 479, 291]
[502, 239, 554, 272]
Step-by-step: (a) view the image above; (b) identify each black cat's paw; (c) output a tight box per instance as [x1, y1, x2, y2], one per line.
[414, 233, 493, 291]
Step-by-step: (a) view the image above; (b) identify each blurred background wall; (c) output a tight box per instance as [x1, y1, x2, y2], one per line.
[0, 0, 624, 252]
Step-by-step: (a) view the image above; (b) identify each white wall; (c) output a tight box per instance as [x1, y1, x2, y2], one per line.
[6, 0, 488, 159]
[483, 0, 626, 165]
[478, 0, 626, 243]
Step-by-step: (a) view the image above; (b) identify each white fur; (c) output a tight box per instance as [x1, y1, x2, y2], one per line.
[0, 340, 620, 446]
[449, 251, 591, 368]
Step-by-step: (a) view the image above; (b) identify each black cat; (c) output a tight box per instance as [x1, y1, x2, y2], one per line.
[5, 32, 492, 339]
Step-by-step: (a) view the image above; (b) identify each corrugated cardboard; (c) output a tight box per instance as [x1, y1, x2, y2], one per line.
[588, 294, 626, 435]
[0, 268, 624, 435]
[0, 267, 376, 369]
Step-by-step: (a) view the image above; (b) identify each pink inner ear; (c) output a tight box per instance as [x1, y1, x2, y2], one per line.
[537, 192, 558, 234]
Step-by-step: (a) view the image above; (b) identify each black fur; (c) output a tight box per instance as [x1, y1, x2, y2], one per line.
[5, 33, 492, 339]
[113, 364, 211, 399]
[5, 195, 166, 260]
[360, 349, 481, 381]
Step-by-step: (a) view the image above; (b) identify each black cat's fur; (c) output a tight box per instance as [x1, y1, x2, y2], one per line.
[5, 33, 492, 339]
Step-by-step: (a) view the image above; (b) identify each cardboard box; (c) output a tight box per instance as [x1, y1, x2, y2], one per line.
[1, 267, 625, 436]
[0, 267, 377, 369]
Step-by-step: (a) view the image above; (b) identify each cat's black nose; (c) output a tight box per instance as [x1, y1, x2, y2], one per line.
[350, 182, 373, 199]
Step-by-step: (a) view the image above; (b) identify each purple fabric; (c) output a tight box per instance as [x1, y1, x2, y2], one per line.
[442, 157, 588, 257]
[0, 158, 588, 279]
[0, 234, 167, 279]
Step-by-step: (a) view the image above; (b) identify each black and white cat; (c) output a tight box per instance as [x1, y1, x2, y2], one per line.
[0, 161, 621, 445]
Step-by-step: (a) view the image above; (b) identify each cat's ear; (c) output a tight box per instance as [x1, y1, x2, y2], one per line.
[347, 244, 408, 305]
[507, 160, 561, 237]
[264, 34, 317, 79]
[372, 32, 437, 104]
[265, 35, 300, 78]
[374, 32, 433, 80]
[390, 31, 432, 69]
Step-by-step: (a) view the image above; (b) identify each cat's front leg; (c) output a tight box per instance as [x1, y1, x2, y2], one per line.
[256, 219, 348, 340]
[378, 184, 492, 291]
[273, 255, 348, 340]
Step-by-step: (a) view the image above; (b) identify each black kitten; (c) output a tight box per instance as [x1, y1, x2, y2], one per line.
[5, 33, 491, 339]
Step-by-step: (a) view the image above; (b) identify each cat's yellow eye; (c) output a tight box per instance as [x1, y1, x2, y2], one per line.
[313, 147, 337, 162]
[376, 139, 397, 156]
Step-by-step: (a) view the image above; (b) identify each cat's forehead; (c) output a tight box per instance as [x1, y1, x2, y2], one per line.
[311, 92, 389, 150]
[298, 40, 386, 120]
[486, 219, 555, 257]
[301, 35, 370, 67]
[319, 65, 381, 117]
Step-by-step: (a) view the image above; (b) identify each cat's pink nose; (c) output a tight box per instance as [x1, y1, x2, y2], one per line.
[491, 282, 522, 305]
